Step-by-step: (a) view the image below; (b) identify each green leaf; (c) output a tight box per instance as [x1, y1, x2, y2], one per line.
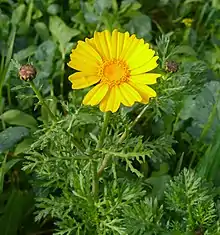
[75, 112, 100, 125]
[34, 22, 50, 40]
[0, 127, 29, 154]
[120, 0, 141, 14]
[0, 110, 37, 129]
[49, 16, 80, 50]
[125, 14, 152, 41]
[14, 138, 33, 156]
[179, 81, 220, 141]
[47, 4, 60, 15]
[94, 0, 112, 12]
[0, 190, 34, 235]
[196, 126, 220, 184]
[170, 45, 197, 57]
[13, 45, 37, 61]
[212, 0, 220, 9]
[147, 174, 171, 200]
[0, 158, 22, 193]
[0, 155, 6, 194]
[11, 4, 26, 26]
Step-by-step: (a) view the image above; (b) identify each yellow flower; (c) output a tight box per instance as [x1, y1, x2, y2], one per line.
[181, 18, 193, 28]
[67, 29, 161, 113]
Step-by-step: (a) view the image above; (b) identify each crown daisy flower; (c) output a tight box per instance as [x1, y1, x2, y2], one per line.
[68, 29, 161, 113]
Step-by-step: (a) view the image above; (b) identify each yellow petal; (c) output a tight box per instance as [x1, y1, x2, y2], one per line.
[67, 59, 97, 74]
[123, 37, 145, 61]
[127, 48, 155, 71]
[68, 72, 100, 89]
[67, 39, 103, 73]
[131, 56, 159, 75]
[99, 86, 121, 113]
[129, 81, 156, 104]
[83, 83, 109, 106]
[75, 40, 102, 63]
[118, 83, 142, 106]
[111, 30, 130, 59]
[130, 73, 161, 85]
[119, 34, 136, 59]
[93, 31, 111, 60]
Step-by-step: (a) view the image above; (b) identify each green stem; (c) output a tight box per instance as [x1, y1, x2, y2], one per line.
[0, 25, 16, 107]
[92, 161, 99, 199]
[97, 155, 111, 178]
[92, 112, 111, 198]
[60, 49, 65, 100]
[119, 105, 149, 143]
[7, 84, 11, 106]
[171, 109, 181, 137]
[130, 105, 149, 130]
[96, 112, 111, 149]
[29, 81, 57, 122]
[66, 131, 85, 154]
[97, 105, 150, 179]
[183, 28, 191, 44]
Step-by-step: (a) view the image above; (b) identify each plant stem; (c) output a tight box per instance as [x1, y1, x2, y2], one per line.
[96, 112, 111, 149]
[92, 112, 111, 198]
[60, 49, 65, 100]
[92, 161, 99, 199]
[97, 155, 111, 178]
[171, 109, 181, 137]
[29, 81, 57, 122]
[66, 131, 85, 154]
[119, 105, 149, 143]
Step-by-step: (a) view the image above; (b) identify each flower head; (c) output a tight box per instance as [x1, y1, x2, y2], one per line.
[68, 29, 161, 113]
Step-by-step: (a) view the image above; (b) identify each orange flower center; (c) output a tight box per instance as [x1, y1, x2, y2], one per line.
[99, 59, 130, 87]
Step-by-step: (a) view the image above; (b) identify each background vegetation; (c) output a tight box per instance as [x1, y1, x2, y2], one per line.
[0, 0, 220, 234]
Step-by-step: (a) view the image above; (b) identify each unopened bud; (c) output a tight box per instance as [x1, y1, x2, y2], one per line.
[165, 60, 179, 73]
[182, 18, 193, 28]
[19, 64, 37, 81]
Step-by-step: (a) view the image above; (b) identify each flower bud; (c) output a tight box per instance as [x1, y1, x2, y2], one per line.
[19, 64, 37, 81]
[165, 60, 179, 73]
[181, 18, 193, 28]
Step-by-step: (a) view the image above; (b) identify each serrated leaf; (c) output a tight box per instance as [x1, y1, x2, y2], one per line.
[0, 127, 29, 153]
[0, 110, 37, 129]
[75, 112, 99, 125]
[49, 16, 80, 50]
